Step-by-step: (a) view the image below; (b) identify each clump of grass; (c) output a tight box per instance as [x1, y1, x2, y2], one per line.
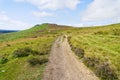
[112, 29, 120, 35]
[13, 47, 32, 58]
[28, 58, 40, 65]
[72, 47, 84, 58]
[68, 37, 84, 58]
[94, 31, 108, 35]
[31, 36, 38, 38]
[12, 47, 44, 58]
[34, 52, 48, 56]
[28, 56, 48, 66]
[67, 31, 72, 34]
[63, 35, 66, 38]
[0, 56, 8, 64]
[25, 42, 29, 45]
[30, 50, 39, 55]
[67, 36, 71, 42]
[96, 62, 118, 80]
[83, 57, 100, 67]
[6, 44, 11, 47]
[83, 57, 118, 80]
[67, 36, 72, 47]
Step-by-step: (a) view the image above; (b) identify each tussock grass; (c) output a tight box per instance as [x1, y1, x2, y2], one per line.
[13, 47, 31, 58]
[0, 56, 8, 64]
[28, 56, 48, 66]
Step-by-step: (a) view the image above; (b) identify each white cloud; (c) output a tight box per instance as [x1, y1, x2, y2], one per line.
[67, 23, 84, 27]
[82, 0, 120, 22]
[32, 11, 53, 18]
[0, 12, 31, 30]
[15, 0, 80, 10]
[0, 12, 9, 21]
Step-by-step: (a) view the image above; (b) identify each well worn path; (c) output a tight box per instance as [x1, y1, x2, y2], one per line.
[42, 36, 99, 80]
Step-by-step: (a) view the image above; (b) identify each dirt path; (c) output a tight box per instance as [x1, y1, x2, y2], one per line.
[42, 36, 99, 80]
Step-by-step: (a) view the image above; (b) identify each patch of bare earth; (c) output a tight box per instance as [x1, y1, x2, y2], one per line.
[42, 36, 99, 80]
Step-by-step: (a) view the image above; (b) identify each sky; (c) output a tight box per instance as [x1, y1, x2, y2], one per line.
[0, 0, 120, 30]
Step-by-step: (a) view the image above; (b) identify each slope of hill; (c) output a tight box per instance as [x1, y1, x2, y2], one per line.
[0, 23, 119, 80]
[0, 23, 48, 42]
[0, 23, 72, 80]
[0, 23, 72, 42]
[68, 23, 120, 80]
[0, 24, 53, 80]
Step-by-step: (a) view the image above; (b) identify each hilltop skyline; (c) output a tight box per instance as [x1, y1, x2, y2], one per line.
[0, 0, 120, 30]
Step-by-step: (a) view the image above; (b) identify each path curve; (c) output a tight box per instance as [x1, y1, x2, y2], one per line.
[42, 36, 99, 80]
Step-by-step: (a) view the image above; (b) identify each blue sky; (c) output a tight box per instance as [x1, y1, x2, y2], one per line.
[0, 0, 120, 30]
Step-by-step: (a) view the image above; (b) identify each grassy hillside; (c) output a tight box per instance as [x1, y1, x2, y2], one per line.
[0, 37, 55, 80]
[0, 24, 53, 80]
[68, 23, 120, 80]
[0, 23, 72, 43]
[0, 23, 119, 80]
[0, 24, 48, 42]
[0, 23, 73, 80]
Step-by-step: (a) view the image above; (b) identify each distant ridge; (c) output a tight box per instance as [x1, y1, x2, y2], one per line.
[0, 30, 18, 33]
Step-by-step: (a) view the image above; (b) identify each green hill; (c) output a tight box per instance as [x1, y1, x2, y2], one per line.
[0, 23, 72, 42]
[0, 23, 73, 80]
[0, 23, 48, 42]
[0, 23, 120, 80]
[0, 24, 50, 80]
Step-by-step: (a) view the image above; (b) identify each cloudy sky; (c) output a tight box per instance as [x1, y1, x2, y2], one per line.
[0, 0, 120, 30]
